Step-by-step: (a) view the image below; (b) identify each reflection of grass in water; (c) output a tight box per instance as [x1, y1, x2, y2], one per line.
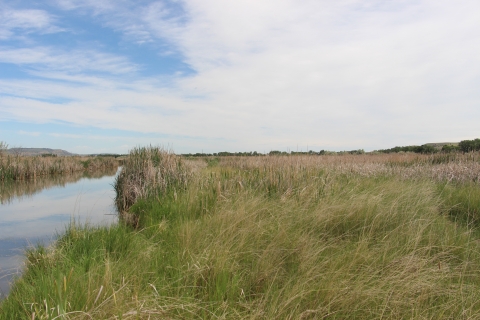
[0, 167, 118, 205]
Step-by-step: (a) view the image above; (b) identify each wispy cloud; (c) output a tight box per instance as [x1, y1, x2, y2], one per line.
[18, 130, 41, 136]
[53, 0, 159, 44]
[48, 132, 83, 139]
[54, 0, 119, 12]
[0, 7, 63, 39]
[0, 47, 138, 74]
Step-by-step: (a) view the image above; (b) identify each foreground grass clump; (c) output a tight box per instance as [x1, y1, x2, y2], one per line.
[3, 152, 480, 318]
[114, 146, 193, 213]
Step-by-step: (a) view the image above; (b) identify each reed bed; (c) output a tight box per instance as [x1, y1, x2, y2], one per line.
[81, 157, 119, 172]
[218, 152, 480, 184]
[0, 155, 119, 181]
[114, 146, 193, 213]
[2, 150, 480, 319]
[0, 167, 118, 205]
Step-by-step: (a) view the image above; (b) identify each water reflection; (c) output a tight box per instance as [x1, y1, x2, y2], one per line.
[0, 167, 118, 205]
[0, 167, 120, 299]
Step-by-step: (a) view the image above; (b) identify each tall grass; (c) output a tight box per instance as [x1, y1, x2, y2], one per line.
[217, 152, 480, 184]
[0, 155, 118, 182]
[80, 157, 118, 171]
[2, 150, 480, 319]
[113, 146, 193, 214]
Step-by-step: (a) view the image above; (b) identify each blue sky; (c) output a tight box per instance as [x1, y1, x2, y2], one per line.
[1, 0, 479, 154]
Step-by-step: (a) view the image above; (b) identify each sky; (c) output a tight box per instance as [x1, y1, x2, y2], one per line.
[0, 0, 479, 154]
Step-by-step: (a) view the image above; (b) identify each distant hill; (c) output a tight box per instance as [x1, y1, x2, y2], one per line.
[6, 148, 76, 156]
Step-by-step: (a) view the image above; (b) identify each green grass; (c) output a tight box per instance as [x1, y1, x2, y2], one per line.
[439, 182, 480, 229]
[3, 150, 480, 319]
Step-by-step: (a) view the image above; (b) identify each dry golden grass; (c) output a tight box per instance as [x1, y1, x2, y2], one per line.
[218, 152, 480, 184]
[0, 155, 119, 181]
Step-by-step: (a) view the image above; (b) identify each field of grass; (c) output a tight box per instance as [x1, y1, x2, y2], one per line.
[0, 155, 119, 181]
[2, 148, 480, 319]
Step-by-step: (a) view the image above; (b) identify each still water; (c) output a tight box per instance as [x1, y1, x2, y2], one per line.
[0, 167, 120, 299]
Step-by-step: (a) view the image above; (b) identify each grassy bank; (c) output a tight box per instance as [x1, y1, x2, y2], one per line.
[2, 149, 480, 319]
[0, 155, 119, 181]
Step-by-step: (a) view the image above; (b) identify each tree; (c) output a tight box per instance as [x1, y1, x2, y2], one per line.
[269, 150, 282, 155]
[441, 144, 459, 153]
[459, 139, 480, 153]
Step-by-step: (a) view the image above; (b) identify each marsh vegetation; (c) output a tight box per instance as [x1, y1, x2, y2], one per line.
[0, 155, 119, 182]
[2, 148, 480, 319]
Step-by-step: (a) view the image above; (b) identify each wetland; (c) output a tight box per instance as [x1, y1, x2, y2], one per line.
[0, 167, 119, 299]
[2, 149, 480, 319]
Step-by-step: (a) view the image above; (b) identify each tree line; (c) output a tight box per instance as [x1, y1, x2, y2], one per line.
[182, 149, 366, 157]
[183, 139, 480, 157]
[376, 139, 480, 154]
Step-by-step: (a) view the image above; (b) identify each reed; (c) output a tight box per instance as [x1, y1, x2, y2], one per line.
[0, 155, 119, 182]
[2, 150, 480, 319]
[81, 157, 119, 171]
[217, 152, 480, 184]
[113, 146, 193, 213]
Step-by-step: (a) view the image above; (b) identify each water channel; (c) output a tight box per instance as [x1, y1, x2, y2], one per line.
[0, 167, 120, 299]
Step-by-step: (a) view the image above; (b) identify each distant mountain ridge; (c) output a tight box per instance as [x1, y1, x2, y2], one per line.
[6, 148, 76, 156]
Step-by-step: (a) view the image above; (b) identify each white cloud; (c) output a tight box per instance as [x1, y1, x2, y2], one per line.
[2, 0, 480, 152]
[0, 7, 63, 39]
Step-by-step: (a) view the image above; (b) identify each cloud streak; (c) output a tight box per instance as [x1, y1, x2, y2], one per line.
[0, 6, 63, 39]
[0, 47, 138, 74]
